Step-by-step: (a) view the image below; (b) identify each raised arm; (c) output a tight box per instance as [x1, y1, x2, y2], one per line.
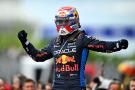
[82, 35, 128, 53]
[17, 30, 53, 62]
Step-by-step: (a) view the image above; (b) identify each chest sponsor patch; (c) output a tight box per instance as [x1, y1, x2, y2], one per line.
[56, 64, 79, 72]
[54, 48, 76, 55]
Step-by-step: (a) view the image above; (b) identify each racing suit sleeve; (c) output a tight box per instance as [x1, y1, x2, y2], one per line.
[18, 30, 53, 62]
[82, 34, 127, 53]
[24, 40, 54, 61]
[20, 40, 53, 62]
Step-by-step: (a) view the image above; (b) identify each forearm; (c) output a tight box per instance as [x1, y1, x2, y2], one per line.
[18, 30, 53, 62]
[20, 40, 39, 60]
[87, 41, 121, 53]
[20, 40, 53, 61]
[86, 38, 128, 53]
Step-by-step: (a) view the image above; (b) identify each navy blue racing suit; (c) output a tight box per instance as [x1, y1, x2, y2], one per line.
[18, 30, 128, 90]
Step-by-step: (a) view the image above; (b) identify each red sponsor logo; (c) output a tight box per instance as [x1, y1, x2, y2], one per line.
[88, 45, 104, 49]
[56, 55, 75, 64]
[56, 64, 79, 72]
[36, 52, 48, 57]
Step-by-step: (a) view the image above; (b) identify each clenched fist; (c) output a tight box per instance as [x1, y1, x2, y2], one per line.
[18, 30, 27, 43]
[119, 39, 128, 49]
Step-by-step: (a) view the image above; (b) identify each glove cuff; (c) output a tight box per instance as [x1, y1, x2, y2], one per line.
[25, 40, 30, 45]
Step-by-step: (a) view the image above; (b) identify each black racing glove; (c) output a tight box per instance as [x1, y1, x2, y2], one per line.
[119, 39, 128, 49]
[18, 30, 27, 44]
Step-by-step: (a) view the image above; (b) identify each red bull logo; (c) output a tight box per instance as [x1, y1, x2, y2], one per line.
[55, 55, 78, 72]
[56, 64, 79, 72]
[56, 55, 75, 64]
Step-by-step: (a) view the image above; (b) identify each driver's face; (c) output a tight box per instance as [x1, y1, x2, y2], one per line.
[55, 18, 70, 26]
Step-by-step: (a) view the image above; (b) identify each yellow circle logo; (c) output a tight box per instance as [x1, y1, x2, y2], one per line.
[61, 55, 67, 64]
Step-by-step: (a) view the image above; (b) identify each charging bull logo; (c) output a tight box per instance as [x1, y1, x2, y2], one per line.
[55, 55, 79, 72]
[56, 55, 75, 64]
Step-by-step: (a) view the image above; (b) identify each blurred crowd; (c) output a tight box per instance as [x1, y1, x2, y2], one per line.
[86, 76, 135, 90]
[0, 73, 135, 90]
[0, 74, 52, 90]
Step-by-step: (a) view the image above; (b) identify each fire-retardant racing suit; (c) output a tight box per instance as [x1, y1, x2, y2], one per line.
[18, 30, 128, 90]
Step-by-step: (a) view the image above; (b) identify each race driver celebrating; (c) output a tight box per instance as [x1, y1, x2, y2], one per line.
[18, 6, 128, 90]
